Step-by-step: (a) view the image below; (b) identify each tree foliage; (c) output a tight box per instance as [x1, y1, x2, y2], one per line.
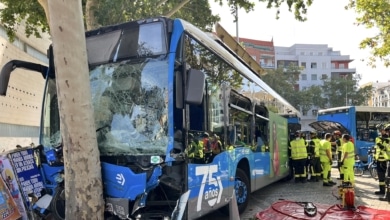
[262, 65, 372, 111]
[262, 65, 301, 110]
[321, 76, 372, 107]
[215, 0, 313, 21]
[346, 0, 390, 67]
[0, 0, 314, 40]
[0, 0, 48, 41]
[91, 0, 219, 31]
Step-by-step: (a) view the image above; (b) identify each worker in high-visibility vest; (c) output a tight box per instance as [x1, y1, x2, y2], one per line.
[320, 133, 334, 186]
[185, 133, 204, 163]
[374, 132, 389, 195]
[308, 131, 322, 182]
[290, 131, 308, 183]
[333, 130, 344, 180]
[340, 134, 355, 185]
[379, 124, 390, 201]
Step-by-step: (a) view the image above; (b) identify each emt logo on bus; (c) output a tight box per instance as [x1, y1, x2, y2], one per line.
[195, 165, 223, 211]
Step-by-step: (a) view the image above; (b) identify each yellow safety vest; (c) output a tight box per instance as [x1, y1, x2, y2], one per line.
[342, 142, 355, 164]
[375, 147, 389, 161]
[290, 138, 308, 160]
[385, 138, 390, 159]
[319, 139, 332, 162]
[186, 140, 204, 159]
[312, 138, 321, 157]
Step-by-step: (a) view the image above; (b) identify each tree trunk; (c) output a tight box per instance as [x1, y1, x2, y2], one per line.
[38, 0, 104, 219]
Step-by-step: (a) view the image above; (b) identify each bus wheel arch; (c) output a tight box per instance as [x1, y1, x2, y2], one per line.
[219, 160, 251, 215]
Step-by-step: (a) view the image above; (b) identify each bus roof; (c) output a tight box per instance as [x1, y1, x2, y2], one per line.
[318, 106, 390, 114]
[177, 19, 300, 116]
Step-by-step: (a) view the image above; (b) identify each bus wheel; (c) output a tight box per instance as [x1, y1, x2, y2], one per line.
[235, 168, 250, 214]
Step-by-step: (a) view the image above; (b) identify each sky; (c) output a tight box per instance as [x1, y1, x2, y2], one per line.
[209, 0, 389, 85]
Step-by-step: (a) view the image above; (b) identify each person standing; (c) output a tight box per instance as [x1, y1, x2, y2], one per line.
[341, 134, 355, 185]
[320, 133, 334, 186]
[290, 131, 308, 183]
[333, 130, 344, 180]
[374, 133, 389, 195]
[308, 131, 322, 182]
[379, 125, 390, 201]
[202, 132, 212, 163]
[185, 133, 204, 163]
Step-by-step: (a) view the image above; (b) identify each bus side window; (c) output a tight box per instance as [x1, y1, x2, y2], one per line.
[229, 91, 252, 147]
[254, 103, 269, 152]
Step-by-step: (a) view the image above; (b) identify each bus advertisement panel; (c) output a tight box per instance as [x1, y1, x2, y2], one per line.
[269, 111, 289, 179]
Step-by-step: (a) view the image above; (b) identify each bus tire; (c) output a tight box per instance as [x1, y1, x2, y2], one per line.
[50, 187, 65, 220]
[234, 168, 250, 214]
[219, 168, 250, 216]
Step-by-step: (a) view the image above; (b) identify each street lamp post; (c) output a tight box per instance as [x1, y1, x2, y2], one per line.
[345, 85, 348, 106]
[235, 4, 239, 42]
[343, 75, 348, 106]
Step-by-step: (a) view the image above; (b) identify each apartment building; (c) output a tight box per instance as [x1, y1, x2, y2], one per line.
[369, 81, 390, 107]
[241, 40, 356, 130]
[240, 37, 275, 69]
[275, 44, 355, 130]
[0, 24, 51, 151]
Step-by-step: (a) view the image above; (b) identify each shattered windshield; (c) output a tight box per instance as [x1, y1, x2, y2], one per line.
[91, 58, 169, 156]
[41, 78, 61, 148]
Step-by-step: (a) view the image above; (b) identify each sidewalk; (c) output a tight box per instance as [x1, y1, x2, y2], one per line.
[240, 168, 390, 219]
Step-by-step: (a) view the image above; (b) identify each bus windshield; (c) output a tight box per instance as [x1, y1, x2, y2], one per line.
[41, 78, 61, 148]
[92, 58, 169, 156]
[41, 57, 169, 156]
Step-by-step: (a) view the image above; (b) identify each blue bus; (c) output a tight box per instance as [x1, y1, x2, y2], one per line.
[0, 17, 299, 219]
[310, 106, 390, 162]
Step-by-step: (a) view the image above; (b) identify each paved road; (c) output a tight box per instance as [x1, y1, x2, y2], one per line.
[203, 168, 390, 220]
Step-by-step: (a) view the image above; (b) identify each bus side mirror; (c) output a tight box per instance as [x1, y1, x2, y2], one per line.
[185, 69, 205, 105]
[0, 60, 48, 96]
[0, 61, 14, 95]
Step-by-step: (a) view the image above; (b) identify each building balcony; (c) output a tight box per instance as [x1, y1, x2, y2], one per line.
[330, 68, 356, 73]
[260, 63, 275, 69]
[330, 55, 352, 61]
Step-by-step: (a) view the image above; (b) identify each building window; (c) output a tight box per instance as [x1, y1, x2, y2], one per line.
[311, 62, 317, 69]
[331, 63, 336, 69]
[321, 74, 327, 80]
[318, 52, 323, 56]
[309, 52, 313, 56]
[301, 62, 306, 69]
[277, 60, 285, 68]
[322, 62, 326, 69]
[300, 52, 305, 55]
[311, 74, 317, 80]
[339, 63, 345, 69]
[260, 58, 265, 66]
[301, 74, 307, 80]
